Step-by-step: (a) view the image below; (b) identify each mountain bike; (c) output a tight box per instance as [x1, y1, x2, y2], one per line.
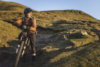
[14, 25, 32, 67]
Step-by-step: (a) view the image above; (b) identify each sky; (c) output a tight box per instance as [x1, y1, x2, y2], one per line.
[3, 0, 100, 20]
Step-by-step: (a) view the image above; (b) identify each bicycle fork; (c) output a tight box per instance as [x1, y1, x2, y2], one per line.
[15, 36, 30, 56]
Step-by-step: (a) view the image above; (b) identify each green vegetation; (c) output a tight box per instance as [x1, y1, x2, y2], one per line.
[0, 1, 37, 11]
[40, 41, 100, 67]
[0, 1, 100, 67]
[0, 1, 99, 32]
[0, 20, 21, 47]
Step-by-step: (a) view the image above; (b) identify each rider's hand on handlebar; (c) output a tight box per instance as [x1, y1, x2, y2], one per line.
[22, 25, 30, 29]
[22, 25, 27, 29]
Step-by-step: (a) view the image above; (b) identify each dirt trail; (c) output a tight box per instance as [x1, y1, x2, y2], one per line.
[36, 34, 54, 46]
[0, 34, 54, 54]
[0, 60, 23, 67]
[0, 33, 74, 67]
[0, 34, 55, 67]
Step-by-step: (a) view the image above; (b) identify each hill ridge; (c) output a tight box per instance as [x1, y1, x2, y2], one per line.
[0, 1, 37, 12]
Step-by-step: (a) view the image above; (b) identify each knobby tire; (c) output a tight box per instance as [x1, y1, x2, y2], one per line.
[14, 41, 24, 67]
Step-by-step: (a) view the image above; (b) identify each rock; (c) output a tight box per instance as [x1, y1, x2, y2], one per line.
[68, 31, 88, 38]
[46, 46, 52, 49]
[80, 31, 88, 35]
[65, 46, 73, 49]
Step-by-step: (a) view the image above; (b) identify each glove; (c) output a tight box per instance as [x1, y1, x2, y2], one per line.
[22, 25, 31, 29]
[22, 25, 27, 29]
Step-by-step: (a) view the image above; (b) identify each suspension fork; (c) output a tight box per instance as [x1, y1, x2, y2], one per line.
[22, 37, 30, 56]
[16, 36, 23, 54]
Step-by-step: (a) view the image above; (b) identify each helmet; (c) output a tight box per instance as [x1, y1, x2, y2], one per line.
[24, 8, 33, 14]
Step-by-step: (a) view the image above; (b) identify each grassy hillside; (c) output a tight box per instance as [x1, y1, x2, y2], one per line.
[19, 41, 100, 67]
[0, 1, 99, 31]
[0, 1, 100, 67]
[0, 10, 99, 32]
[0, 20, 21, 47]
[0, 1, 37, 12]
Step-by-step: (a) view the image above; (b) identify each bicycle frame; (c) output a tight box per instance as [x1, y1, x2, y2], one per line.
[20, 30, 31, 56]
[14, 30, 31, 67]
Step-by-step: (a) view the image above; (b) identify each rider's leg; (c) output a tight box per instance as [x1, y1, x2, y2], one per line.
[28, 33, 36, 63]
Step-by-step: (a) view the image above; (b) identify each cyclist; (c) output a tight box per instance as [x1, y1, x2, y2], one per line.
[15, 8, 36, 64]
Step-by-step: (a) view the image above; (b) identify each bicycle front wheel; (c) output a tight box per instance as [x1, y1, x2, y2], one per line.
[14, 41, 24, 67]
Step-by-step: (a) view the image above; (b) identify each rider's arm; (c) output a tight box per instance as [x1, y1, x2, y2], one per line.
[15, 18, 23, 26]
[30, 19, 36, 31]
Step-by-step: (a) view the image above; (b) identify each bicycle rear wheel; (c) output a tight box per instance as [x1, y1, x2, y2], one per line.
[14, 41, 24, 67]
